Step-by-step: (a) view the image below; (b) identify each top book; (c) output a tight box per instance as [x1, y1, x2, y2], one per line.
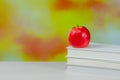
[67, 42, 120, 62]
[67, 42, 120, 53]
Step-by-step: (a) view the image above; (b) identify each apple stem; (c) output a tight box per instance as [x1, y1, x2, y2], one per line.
[77, 25, 79, 27]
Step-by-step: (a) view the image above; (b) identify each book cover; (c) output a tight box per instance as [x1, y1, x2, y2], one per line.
[67, 42, 120, 53]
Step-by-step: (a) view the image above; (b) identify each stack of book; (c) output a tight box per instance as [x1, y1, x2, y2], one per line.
[66, 42, 120, 70]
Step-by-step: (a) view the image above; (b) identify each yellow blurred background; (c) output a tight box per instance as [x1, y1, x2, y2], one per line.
[0, 0, 120, 61]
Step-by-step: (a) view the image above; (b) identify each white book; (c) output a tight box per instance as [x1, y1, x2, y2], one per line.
[67, 58, 120, 70]
[67, 42, 120, 62]
[66, 65, 120, 78]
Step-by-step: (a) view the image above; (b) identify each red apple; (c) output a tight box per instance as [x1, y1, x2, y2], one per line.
[68, 25, 90, 48]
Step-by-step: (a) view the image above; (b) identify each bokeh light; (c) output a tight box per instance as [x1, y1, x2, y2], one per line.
[0, 0, 120, 61]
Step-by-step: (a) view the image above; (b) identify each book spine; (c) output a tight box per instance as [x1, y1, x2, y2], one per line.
[67, 58, 120, 70]
[67, 49, 120, 62]
[66, 65, 120, 76]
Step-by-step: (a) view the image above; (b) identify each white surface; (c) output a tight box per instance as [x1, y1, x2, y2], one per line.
[0, 62, 120, 80]
[0, 62, 65, 80]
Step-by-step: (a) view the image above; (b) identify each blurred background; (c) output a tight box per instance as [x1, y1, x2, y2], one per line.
[0, 0, 120, 61]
